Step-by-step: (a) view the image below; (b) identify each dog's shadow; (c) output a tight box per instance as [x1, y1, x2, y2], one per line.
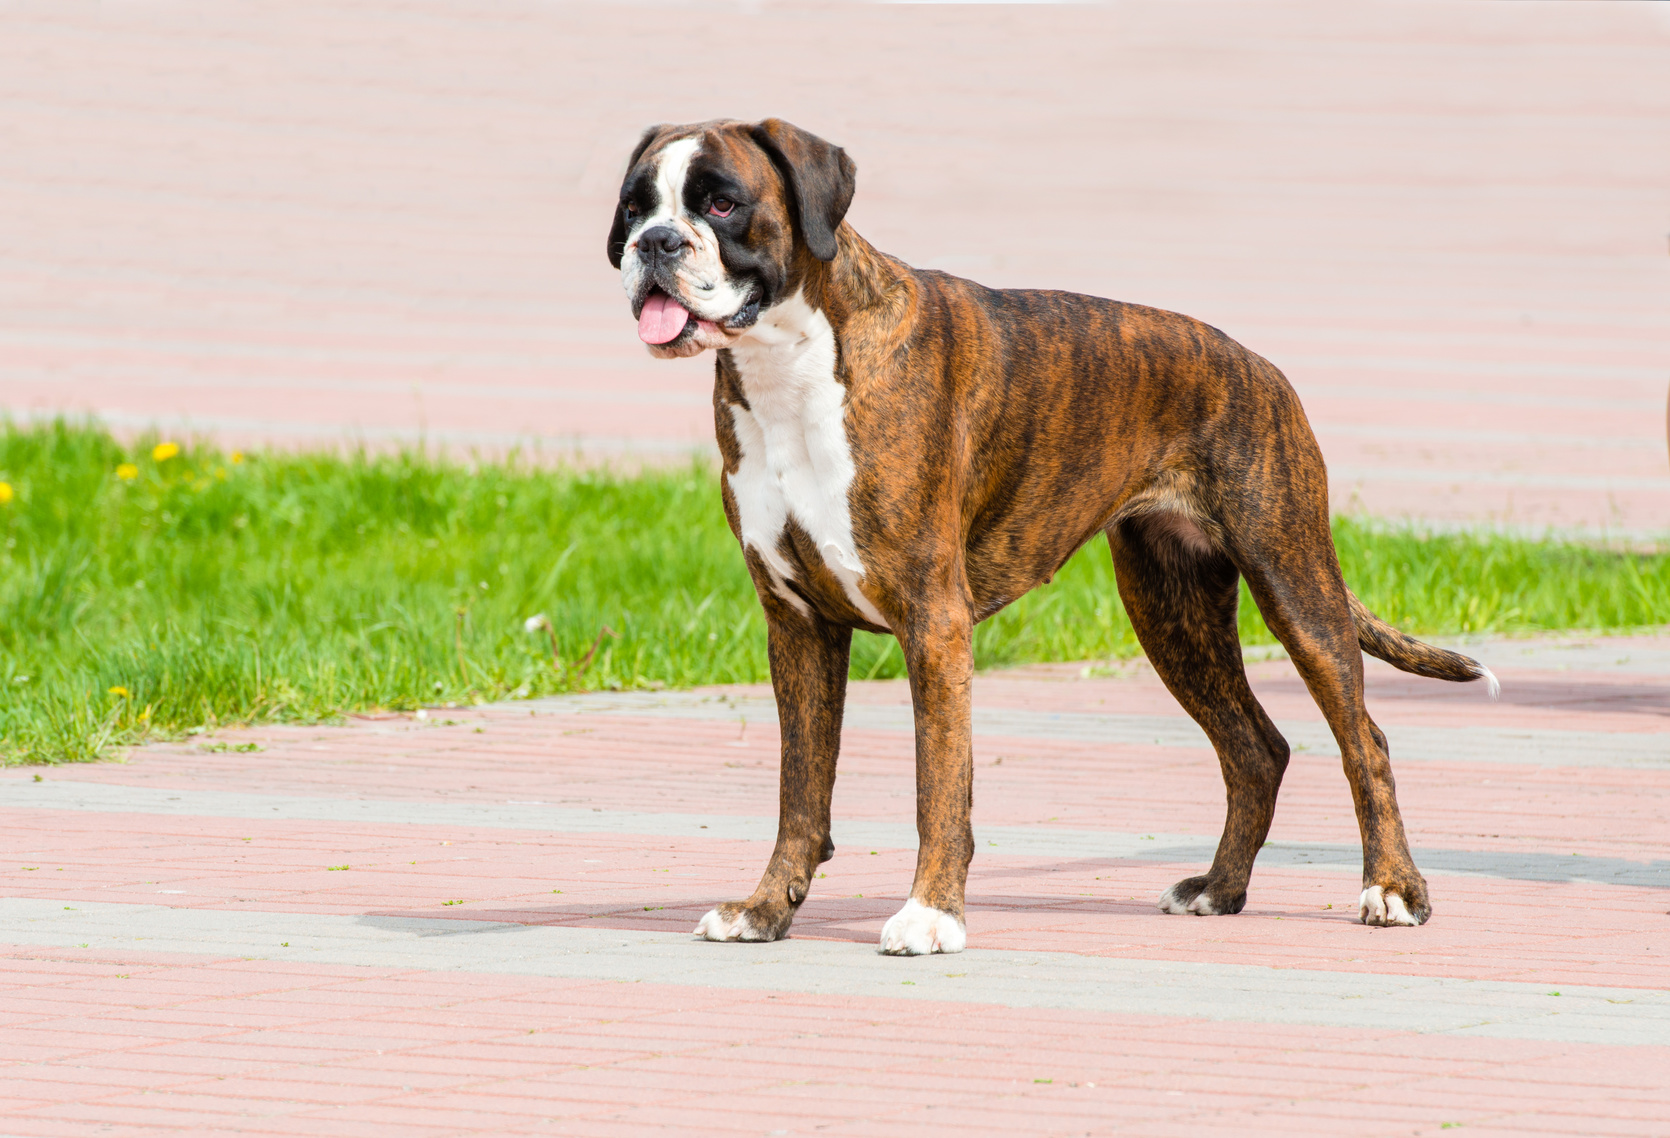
[355, 862, 1184, 945]
[353, 901, 1166, 945]
[354, 833, 1669, 945]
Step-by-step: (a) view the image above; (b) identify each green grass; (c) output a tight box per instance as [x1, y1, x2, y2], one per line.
[2, 420, 1666, 765]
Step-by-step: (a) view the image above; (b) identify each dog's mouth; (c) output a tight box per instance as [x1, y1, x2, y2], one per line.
[636, 289, 701, 346]
[634, 287, 763, 350]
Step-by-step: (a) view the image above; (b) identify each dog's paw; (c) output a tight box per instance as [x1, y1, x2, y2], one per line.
[693, 903, 782, 943]
[878, 899, 966, 956]
[1157, 875, 1245, 916]
[1358, 885, 1424, 927]
[1158, 883, 1219, 915]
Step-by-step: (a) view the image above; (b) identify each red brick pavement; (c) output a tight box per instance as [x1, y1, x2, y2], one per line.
[3, 2, 1668, 531]
[2, 633, 1667, 1134]
[1, 952, 1666, 1138]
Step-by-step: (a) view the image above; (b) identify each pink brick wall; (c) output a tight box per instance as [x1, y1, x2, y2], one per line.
[2, 1, 1667, 531]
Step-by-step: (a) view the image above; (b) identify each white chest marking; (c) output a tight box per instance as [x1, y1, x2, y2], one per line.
[726, 292, 890, 630]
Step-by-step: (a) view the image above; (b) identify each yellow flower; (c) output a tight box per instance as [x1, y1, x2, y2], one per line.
[116, 463, 138, 481]
[108, 686, 130, 698]
[230, 451, 244, 464]
[0, 482, 12, 505]
[152, 442, 180, 462]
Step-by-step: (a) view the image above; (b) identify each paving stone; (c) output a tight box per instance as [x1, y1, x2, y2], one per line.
[3, 630, 1668, 1133]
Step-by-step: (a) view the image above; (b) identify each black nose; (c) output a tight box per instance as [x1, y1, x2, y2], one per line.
[637, 225, 685, 259]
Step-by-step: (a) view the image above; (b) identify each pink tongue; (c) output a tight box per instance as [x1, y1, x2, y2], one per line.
[637, 293, 691, 344]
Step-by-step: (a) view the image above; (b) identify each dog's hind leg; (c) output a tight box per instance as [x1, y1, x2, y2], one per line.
[1230, 499, 1431, 926]
[1109, 513, 1291, 917]
[694, 601, 850, 943]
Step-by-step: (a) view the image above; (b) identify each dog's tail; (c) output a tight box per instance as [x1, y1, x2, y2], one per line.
[1346, 591, 1500, 699]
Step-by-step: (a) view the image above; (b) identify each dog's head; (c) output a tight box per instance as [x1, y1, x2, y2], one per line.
[607, 119, 856, 359]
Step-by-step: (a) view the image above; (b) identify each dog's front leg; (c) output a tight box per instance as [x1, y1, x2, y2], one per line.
[879, 608, 974, 955]
[694, 606, 850, 943]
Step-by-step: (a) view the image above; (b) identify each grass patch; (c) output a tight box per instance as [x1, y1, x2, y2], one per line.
[2, 419, 1666, 765]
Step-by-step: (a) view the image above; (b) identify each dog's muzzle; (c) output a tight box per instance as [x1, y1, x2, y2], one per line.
[631, 225, 760, 347]
[633, 226, 692, 345]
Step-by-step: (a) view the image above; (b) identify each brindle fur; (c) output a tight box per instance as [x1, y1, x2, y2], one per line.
[614, 119, 1492, 942]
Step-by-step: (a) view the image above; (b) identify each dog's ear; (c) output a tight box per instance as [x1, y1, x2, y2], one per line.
[748, 119, 856, 263]
[607, 125, 665, 269]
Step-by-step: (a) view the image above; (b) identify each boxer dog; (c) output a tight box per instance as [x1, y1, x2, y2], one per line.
[607, 118, 1496, 955]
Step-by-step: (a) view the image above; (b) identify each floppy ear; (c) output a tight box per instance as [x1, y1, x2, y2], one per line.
[748, 119, 856, 262]
[607, 125, 665, 269]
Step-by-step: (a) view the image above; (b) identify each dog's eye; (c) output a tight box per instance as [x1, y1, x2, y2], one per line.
[624, 201, 640, 217]
[709, 198, 734, 218]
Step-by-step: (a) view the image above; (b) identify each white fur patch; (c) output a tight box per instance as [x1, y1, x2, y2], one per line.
[693, 907, 772, 942]
[879, 899, 966, 955]
[619, 136, 752, 327]
[1157, 883, 1219, 915]
[726, 292, 890, 629]
[1358, 885, 1419, 927]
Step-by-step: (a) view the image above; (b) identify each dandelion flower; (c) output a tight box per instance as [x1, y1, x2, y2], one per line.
[524, 614, 551, 633]
[152, 442, 180, 462]
[230, 451, 244, 464]
[0, 482, 12, 505]
[108, 686, 130, 698]
[116, 463, 138, 481]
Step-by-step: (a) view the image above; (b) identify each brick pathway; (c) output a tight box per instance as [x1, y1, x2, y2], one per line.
[3, 633, 1667, 1135]
[3, 2, 1668, 532]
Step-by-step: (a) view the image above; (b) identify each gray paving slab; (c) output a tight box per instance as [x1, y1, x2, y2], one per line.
[1461, 638, 1670, 677]
[527, 692, 1670, 770]
[6, 781, 1665, 889]
[1, 899, 1663, 1046]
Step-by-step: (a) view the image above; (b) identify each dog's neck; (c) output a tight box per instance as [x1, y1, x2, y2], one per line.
[771, 226, 915, 368]
[721, 226, 911, 389]
[726, 289, 833, 376]
[814, 226, 911, 323]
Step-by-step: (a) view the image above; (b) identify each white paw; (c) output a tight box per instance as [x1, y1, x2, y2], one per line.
[693, 907, 771, 942]
[878, 899, 966, 955]
[1157, 884, 1219, 915]
[1358, 886, 1419, 927]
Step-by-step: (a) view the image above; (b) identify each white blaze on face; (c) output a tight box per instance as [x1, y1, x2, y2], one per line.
[619, 136, 752, 324]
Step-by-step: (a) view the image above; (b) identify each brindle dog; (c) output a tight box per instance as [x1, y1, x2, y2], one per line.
[607, 118, 1495, 955]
